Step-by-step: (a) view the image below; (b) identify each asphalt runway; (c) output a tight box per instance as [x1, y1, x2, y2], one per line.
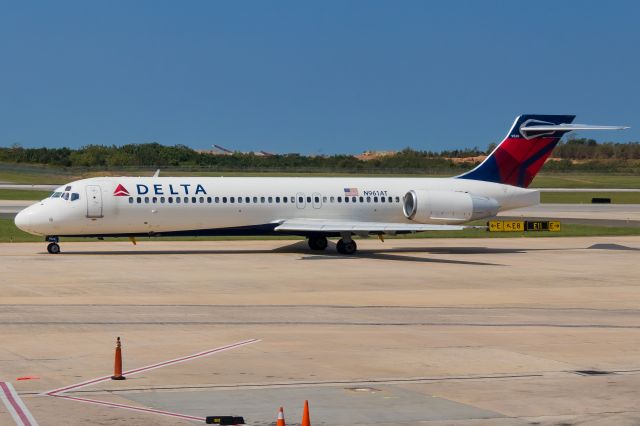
[1, 237, 640, 425]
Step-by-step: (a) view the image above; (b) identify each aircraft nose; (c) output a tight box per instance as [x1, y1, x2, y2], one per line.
[14, 208, 31, 232]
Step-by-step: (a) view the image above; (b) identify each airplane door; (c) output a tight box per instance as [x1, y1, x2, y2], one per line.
[86, 185, 103, 218]
[296, 192, 306, 209]
[312, 192, 322, 209]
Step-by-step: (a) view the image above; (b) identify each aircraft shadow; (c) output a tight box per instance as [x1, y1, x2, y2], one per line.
[52, 241, 510, 265]
[300, 252, 503, 266]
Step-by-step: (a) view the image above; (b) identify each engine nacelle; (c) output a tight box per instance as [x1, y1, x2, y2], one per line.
[403, 190, 499, 224]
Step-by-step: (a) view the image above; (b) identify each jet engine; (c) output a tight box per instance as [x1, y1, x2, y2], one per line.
[402, 190, 499, 223]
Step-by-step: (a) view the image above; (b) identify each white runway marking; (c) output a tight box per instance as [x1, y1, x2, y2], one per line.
[55, 394, 205, 422]
[0, 382, 39, 426]
[45, 338, 260, 396]
[43, 338, 260, 422]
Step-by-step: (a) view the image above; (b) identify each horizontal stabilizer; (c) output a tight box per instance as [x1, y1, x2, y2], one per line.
[521, 123, 629, 132]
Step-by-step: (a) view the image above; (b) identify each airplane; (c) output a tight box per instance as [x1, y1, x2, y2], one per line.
[14, 114, 628, 255]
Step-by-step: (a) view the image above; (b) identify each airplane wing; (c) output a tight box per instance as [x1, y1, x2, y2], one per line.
[273, 218, 470, 233]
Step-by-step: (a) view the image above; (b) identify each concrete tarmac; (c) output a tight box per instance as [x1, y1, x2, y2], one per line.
[0, 237, 639, 425]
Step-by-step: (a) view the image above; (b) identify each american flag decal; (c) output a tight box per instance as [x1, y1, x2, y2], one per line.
[344, 187, 359, 196]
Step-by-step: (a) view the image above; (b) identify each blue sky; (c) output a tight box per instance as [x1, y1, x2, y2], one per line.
[1, 1, 638, 154]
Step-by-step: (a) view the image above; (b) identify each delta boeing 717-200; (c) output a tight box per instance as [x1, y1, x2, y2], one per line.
[14, 114, 628, 255]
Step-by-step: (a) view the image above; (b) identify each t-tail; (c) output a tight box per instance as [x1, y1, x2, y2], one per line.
[457, 114, 629, 188]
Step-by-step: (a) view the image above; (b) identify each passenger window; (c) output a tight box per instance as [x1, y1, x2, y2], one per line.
[200, 197, 205, 203]
[215, 197, 220, 203]
[160, 197, 165, 203]
[261, 197, 265, 203]
[144, 197, 149, 203]
[314, 196, 319, 203]
[207, 197, 212, 203]
[129, 197, 134, 203]
[268, 197, 273, 203]
[359, 196, 364, 203]
[282, 197, 287, 203]
[168, 197, 173, 203]
[184, 197, 188, 203]
[231, 197, 236, 203]
[322, 196, 327, 203]
[192, 197, 197, 203]
[153, 197, 158, 203]
[395, 196, 400, 203]
[245, 197, 250, 203]
[175, 197, 181, 203]
[275, 197, 280, 203]
[298, 197, 303, 203]
[306, 196, 311, 203]
[253, 197, 258, 203]
[223, 197, 227, 203]
[352, 197, 357, 203]
[337, 196, 342, 202]
[71, 193, 80, 201]
[366, 196, 371, 203]
[137, 197, 142, 203]
[330, 196, 335, 203]
[374, 196, 378, 202]
[344, 197, 349, 203]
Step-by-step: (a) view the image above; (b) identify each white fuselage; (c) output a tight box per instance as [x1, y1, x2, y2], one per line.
[15, 176, 539, 237]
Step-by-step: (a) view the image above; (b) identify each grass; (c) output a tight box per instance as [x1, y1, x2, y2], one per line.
[532, 173, 640, 189]
[1, 162, 638, 188]
[1, 218, 638, 244]
[0, 189, 51, 200]
[540, 192, 640, 204]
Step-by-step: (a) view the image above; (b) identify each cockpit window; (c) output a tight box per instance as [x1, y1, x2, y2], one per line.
[71, 193, 80, 201]
[51, 192, 62, 198]
[65, 186, 72, 191]
[62, 192, 69, 200]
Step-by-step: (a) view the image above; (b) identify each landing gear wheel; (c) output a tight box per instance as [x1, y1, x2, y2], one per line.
[308, 235, 328, 251]
[336, 239, 357, 255]
[47, 242, 61, 254]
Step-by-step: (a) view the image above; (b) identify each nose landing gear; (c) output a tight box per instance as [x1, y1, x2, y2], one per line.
[46, 236, 61, 254]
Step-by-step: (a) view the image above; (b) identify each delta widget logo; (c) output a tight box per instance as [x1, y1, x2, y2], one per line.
[113, 184, 130, 196]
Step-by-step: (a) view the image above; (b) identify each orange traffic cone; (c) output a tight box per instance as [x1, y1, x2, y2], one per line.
[111, 337, 126, 380]
[276, 406, 286, 426]
[301, 400, 310, 426]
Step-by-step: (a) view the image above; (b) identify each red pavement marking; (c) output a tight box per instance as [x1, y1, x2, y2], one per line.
[0, 382, 38, 426]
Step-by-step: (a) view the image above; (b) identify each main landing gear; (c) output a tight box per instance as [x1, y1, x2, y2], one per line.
[307, 234, 357, 254]
[336, 238, 357, 255]
[307, 235, 328, 251]
[46, 236, 61, 254]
